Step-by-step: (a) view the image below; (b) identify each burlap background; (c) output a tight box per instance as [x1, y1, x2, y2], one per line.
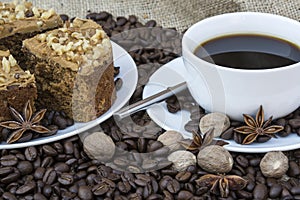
[31, 0, 300, 31]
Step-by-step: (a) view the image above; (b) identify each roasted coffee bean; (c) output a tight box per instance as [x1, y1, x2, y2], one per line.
[58, 173, 74, 185]
[157, 160, 173, 169]
[17, 161, 33, 175]
[1, 129, 10, 141]
[17, 132, 33, 143]
[137, 138, 147, 152]
[92, 182, 110, 196]
[249, 157, 261, 166]
[256, 172, 266, 184]
[114, 66, 120, 77]
[177, 190, 193, 200]
[1, 172, 20, 184]
[43, 168, 57, 185]
[59, 14, 69, 22]
[15, 153, 25, 161]
[1, 155, 18, 166]
[152, 146, 170, 157]
[127, 165, 142, 173]
[276, 118, 286, 126]
[16, 181, 35, 195]
[115, 78, 123, 91]
[43, 185, 53, 197]
[78, 162, 92, 171]
[116, 17, 128, 26]
[167, 179, 180, 194]
[41, 157, 54, 168]
[3, 192, 17, 200]
[147, 141, 163, 152]
[146, 20, 157, 27]
[118, 181, 131, 193]
[291, 186, 300, 195]
[54, 162, 70, 173]
[183, 182, 195, 193]
[53, 115, 68, 130]
[44, 125, 58, 136]
[161, 169, 178, 176]
[233, 132, 243, 144]
[167, 102, 180, 113]
[253, 184, 268, 200]
[236, 190, 252, 199]
[33, 193, 47, 200]
[269, 183, 283, 198]
[289, 119, 300, 128]
[288, 161, 300, 176]
[78, 185, 93, 200]
[282, 188, 293, 199]
[235, 155, 249, 168]
[34, 167, 45, 180]
[98, 11, 111, 21]
[266, 178, 277, 188]
[257, 135, 271, 143]
[64, 141, 74, 154]
[128, 15, 137, 24]
[134, 178, 148, 187]
[24, 147, 38, 161]
[184, 121, 199, 132]
[61, 190, 76, 199]
[220, 127, 234, 140]
[0, 166, 13, 176]
[75, 170, 87, 179]
[175, 171, 191, 182]
[66, 118, 74, 126]
[142, 159, 158, 170]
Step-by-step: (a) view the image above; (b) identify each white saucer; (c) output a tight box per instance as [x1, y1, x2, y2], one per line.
[0, 41, 138, 149]
[143, 57, 300, 153]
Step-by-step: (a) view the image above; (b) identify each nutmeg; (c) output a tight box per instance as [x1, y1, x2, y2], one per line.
[197, 145, 233, 173]
[199, 112, 230, 137]
[260, 151, 289, 178]
[157, 130, 183, 152]
[83, 131, 115, 162]
[168, 150, 196, 171]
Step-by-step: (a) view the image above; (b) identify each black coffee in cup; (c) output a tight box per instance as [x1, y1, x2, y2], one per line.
[194, 34, 300, 69]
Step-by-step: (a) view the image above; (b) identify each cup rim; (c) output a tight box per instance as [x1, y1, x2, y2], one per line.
[182, 12, 300, 73]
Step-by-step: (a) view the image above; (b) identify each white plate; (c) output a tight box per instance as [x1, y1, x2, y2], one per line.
[143, 57, 300, 153]
[0, 41, 138, 149]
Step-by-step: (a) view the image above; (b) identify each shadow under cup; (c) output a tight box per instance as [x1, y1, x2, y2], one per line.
[182, 12, 300, 121]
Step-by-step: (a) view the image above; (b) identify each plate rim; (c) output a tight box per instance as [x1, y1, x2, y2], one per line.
[143, 57, 300, 153]
[0, 41, 138, 149]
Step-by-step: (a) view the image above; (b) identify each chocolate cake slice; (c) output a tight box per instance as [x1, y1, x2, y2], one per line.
[23, 18, 116, 122]
[0, 50, 37, 121]
[0, 0, 63, 63]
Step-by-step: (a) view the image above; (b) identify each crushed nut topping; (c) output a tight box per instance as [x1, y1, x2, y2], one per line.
[0, 50, 34, 88]
[36, 18, 112, 70]
[0, 0, 56, 23]
[1, 52, 17, 74]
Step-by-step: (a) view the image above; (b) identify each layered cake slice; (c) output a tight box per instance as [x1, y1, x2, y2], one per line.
[23, 18, 116, 122]
[0, 50, 37, 121]
[0, 0, 63, 61]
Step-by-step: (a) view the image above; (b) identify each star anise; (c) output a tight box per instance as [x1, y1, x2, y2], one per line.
[196, 174, 247, 198]
[234, 105, 284, 145]
[179, 128, 228, 151]
[0, 101, 50, 144]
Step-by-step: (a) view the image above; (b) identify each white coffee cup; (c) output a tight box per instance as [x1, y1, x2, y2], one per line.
[182, 12, 300, 121]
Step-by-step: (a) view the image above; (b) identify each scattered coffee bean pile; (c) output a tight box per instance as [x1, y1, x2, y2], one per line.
[0, 11, 300, 200]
